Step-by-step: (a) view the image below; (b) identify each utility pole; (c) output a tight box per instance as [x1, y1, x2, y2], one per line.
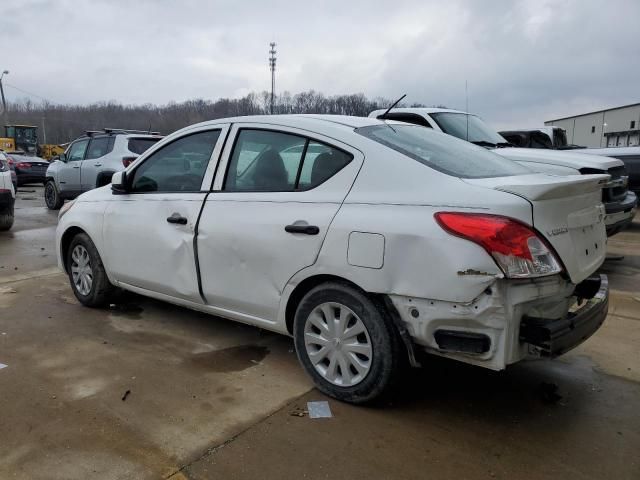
[0, 70, 9, 126]
[269, 42, 277, 114]
[42, 114, 47, 144]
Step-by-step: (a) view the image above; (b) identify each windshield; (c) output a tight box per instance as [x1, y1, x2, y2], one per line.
[430, 113, 507, 146]
[356, 124, 530, 179]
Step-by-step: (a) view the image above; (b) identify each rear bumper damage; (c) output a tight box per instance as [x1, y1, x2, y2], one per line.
[519, 275, 608, 357]
[388, 274, 609, 370]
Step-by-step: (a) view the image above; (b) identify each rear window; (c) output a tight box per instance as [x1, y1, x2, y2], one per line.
[356, 124, 530, 179]
[128, 137, 160, 155]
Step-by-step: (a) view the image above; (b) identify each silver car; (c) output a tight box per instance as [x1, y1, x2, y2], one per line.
[44, 129, 162, 209]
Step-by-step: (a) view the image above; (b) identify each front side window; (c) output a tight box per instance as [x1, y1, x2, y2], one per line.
[357, 124, 530, 179]
[130, 130, 220, 193]
[67, 139, 89, 162]
[85, 137, 111, 159]
[429, 112, 508, 146]
[223, 129, 352, 192]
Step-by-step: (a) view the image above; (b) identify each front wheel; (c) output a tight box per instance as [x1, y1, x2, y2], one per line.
[67, 233, 117, 307]
[44, 180, 63, 210]
[293, 282, 402, 404]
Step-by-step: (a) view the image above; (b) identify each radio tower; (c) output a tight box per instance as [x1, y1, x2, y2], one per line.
[269, 42, 277, 114]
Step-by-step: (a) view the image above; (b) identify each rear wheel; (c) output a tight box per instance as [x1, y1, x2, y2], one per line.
[293, 282, 402, 404]
[67, 233, 116, 307]
[44, 180, 63, 210]
[0, 204, 14, 231]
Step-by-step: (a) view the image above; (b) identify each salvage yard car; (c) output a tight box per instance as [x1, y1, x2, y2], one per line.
[369, 108, 638, 236]
[56, 115, 609, 403]
[0, 152, 15, 231]
[45, 128, 162, 210]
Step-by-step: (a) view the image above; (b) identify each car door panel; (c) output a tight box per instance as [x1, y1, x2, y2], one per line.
[197, 124, 363, 323]
[101, 125, 229, 302]
[81, 136, 112, 191]
[59, 139, 89, 194]
[103, 194, 206, 302]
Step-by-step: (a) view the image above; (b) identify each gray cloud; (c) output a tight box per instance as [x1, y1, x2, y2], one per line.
[1, 0, 638, 129]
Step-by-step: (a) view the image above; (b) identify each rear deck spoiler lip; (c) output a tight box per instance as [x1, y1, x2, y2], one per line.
[465, 173, 610, 201]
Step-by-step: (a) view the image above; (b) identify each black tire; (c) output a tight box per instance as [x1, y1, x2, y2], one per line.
[0, 205, 14, 231]
[67, 233, 117, 307]
[44, 180, 63, 210]
[293, 282, 403, 404]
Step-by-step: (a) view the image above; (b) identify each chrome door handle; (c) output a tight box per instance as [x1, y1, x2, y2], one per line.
[72, 165, 80, 169]
[94, 163, 102, 166]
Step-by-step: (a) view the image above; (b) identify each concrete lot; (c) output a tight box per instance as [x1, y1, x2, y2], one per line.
[1, 186, 639, 480]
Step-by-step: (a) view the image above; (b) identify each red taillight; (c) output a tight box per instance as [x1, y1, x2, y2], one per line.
[434, 212, 563, 278]
[16, 162, 31, 169]
[122, 156, 137, 167]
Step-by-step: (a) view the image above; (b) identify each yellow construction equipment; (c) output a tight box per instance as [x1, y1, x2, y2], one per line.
[0, 125, 66, 160]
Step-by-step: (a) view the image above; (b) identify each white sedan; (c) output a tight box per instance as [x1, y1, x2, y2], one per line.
[56, 115, 610, 403]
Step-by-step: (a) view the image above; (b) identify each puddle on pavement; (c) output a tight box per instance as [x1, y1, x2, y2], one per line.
[108, 303, 144, 320]
[190, 345, 269, 372]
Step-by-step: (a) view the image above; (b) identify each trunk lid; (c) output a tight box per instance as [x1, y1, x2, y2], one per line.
[463, 173, 608, 284]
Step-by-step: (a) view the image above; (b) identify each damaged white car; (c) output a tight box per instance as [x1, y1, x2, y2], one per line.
[56, 115, 609, 403]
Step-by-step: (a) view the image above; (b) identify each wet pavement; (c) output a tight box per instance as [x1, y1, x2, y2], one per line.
[0, 186, 638, 479]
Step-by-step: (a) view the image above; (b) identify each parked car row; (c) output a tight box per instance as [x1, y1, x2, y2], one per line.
[56, 114, 611, 403]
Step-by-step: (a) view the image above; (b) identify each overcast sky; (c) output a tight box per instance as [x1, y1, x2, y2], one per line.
[1, 0, 638, 129]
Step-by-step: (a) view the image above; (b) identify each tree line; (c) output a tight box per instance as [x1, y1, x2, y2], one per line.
[3, 91, 429, 145]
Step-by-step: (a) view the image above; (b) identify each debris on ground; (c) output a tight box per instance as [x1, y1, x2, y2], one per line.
[0, 287, 17, 294]
[122, 390, 131, 401]
[0, 363, 7, 370]
[307, 401, 332, 418]
[289, 407, 308, 417]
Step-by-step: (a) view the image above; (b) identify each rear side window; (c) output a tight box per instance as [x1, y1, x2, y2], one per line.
[223, 130, 352, 192]
[356, 124, 530, 179]
[85, 137, 112, 159]
[128, 137, 160, 155]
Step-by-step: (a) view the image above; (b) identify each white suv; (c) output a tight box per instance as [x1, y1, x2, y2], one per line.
[44, 129, 162, 209]
[56, 115, 609, 403]
[0, 152, 15, 231]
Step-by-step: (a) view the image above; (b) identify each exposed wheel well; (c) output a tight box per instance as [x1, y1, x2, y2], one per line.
[285, 274, 369, 335]
[285, 274, 418, 367]
[60, 226, 87, 273]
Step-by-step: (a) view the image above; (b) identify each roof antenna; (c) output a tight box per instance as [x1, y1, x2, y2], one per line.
[379, 94, 406, 120]
[465, 80, 469, 141]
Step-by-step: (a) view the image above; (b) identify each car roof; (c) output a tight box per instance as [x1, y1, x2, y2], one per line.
[182, 114, 397, 135]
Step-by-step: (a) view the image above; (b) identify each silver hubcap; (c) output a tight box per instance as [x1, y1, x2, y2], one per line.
[71, 245, 93, 296]
[304, 302, 373, 387]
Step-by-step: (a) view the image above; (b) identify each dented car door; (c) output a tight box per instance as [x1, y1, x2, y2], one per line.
[102, 126, 228, 302]
[196, 124, 363, 323]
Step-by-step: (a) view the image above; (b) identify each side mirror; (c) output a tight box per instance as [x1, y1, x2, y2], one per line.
[59, 153, 67, 163]
[111, 171, 129, 194]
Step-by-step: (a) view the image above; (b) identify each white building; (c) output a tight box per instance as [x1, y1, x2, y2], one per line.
[545, 103, 640, 148]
